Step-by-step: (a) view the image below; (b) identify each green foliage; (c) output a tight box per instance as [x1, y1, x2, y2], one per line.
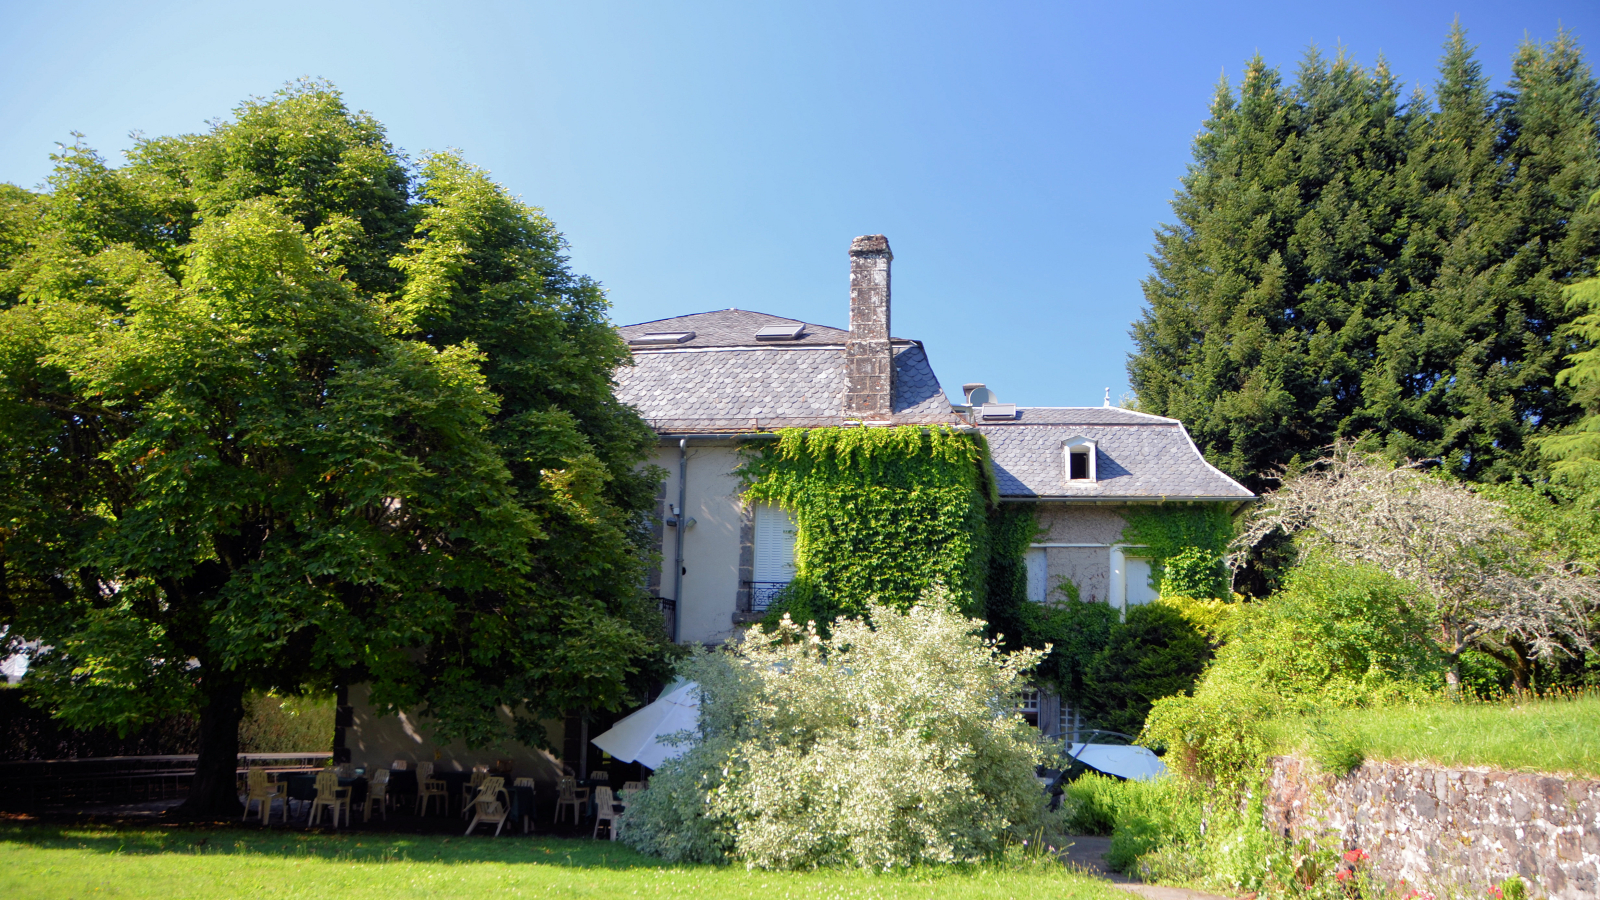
[238, 693, 334, 753]
[0, 81, 669, 812]
[1129, 28, 1600, 490]
[624, 593, 1056, 870]
[1143, 560, 1443, 785]
[1161, 548, 1229, 600]
[1303, 719, 1364, 777]
[1500, 874, 1529, 900]
[744, 426, 994, 622]
[1119, 506, 1235, 595]
[1082, 603, 1211, 737]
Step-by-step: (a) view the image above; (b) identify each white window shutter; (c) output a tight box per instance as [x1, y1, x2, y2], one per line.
[753, 504, 797, 584]
[1025, 547, 1048, 603]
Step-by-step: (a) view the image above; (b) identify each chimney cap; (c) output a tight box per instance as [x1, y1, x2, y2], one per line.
[849, 234, 892, 257]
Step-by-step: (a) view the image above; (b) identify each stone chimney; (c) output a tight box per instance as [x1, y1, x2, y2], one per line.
[845, 234, 894, 419]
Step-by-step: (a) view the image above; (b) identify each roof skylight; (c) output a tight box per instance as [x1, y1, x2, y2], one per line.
[630, 331, 696, 345]
[755, 324, 807, 341]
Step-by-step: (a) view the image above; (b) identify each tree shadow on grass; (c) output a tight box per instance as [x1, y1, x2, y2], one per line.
[0, 822, 677, 870]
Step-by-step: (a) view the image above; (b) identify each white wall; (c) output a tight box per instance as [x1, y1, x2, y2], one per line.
[651, 441, 747, 645]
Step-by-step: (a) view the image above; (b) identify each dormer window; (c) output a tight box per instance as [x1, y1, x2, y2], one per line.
[1063, 437, 1097, 481]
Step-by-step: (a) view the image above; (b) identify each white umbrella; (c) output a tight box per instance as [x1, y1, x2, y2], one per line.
[1067, 743, 1167, 781]
[591, 681, 700, 770]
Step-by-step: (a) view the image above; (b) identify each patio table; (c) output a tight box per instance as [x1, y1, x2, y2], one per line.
[282, 773, 367, 821]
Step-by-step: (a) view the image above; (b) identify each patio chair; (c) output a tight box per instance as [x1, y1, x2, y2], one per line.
[464, 776, 510, 837]
[308, 769, 351, 828]
[363, 768, 391, 822]
[621, 780, 645, 796]
[242, 767, 286, 825]
[553, 776, 586, 824]
[390, 759, 408, 770]
[461, 765, 489, 819]
[592, 786, 622, 840]
[416, 761, 450, 816]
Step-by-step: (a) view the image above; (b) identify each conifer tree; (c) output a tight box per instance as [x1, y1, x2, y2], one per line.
[1129, 27, 1600, 489]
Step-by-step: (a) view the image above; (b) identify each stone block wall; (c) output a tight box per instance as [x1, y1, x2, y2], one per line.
[1265, 756, 1599, 899]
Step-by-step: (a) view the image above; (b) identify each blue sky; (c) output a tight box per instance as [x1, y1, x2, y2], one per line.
[3, 1, 1597, 407]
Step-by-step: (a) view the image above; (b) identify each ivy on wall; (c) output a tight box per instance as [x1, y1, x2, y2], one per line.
[1119, 505, 1236, 599]
[741, 425, 995, 624]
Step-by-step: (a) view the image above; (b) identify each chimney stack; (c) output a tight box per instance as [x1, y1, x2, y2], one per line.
[845, 234, 894, 419]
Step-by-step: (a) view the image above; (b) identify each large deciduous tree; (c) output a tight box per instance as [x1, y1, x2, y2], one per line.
[0, 82, 669, 815]
[1129, 27, 1600, 491]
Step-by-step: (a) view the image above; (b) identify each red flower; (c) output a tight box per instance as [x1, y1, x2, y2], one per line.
[1344, 849, 1370, 863]
[1337, 870, 1354, 883]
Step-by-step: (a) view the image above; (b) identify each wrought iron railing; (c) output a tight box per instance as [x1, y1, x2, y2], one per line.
[656, 596, 677, 641]
[747, 582, 790, 612]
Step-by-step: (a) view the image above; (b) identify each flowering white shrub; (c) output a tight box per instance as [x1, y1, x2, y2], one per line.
[622, 591, 1056, 869]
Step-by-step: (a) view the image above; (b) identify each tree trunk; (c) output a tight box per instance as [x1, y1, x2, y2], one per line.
[173, 675, 246, 819]
[1444, 654, 1462, 694]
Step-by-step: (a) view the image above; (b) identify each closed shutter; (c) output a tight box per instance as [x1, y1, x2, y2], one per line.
[753, 504, 797, 585]
[1125, 558, 1158, 608]
[1025, 547, 1048, 603]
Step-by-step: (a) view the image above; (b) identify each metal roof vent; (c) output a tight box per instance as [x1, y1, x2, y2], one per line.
[755, 323, 806, 341]
[980, 403, 1018, 420]
[630, 331, 696, 345]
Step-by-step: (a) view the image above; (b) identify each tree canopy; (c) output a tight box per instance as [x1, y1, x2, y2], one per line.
[1129, 27, 1600, 491]
[0, 81, 669, 814]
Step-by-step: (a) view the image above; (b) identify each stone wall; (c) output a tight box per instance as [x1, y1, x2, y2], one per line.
[1265, 756, 1600, 900]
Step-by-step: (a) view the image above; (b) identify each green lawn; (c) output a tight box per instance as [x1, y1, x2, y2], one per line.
[0, 824, 1122, 900]
[1282, 692, 1600, 777]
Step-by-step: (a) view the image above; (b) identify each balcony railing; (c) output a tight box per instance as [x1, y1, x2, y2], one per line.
[747, 581, 790, 613]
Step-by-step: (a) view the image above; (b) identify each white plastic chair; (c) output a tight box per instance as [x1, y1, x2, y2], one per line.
[307, 769, 350, 828]
[363, 768, 391, 822]
[465, 776, 510, 836]
[592, 786, 622, 840]
[241, 767, 286, 825]
[416, 761, 449, 816]
[553, 776, 585, 824]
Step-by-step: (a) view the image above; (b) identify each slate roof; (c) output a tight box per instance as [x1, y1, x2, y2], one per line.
[617, 309, 854, 349]
[614, 309, 956, 431]
[981, 409, 1254, 501]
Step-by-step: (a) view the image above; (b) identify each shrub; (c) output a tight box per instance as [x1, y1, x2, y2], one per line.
[1082, 602, 1210, 736]
[238, 693, 333, 753]
[623, 592, 1056, 870]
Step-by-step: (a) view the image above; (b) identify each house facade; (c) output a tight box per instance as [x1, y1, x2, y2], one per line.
[341, 234, 1250, 777]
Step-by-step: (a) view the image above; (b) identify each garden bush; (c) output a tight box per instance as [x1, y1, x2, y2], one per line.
[623, 591, 1058, 870]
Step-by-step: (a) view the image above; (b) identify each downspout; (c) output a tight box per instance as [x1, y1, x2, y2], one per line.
[671, 438, 687, 643]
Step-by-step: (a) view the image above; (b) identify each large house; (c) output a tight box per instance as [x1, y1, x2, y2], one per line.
[343, 234, 1251, 781]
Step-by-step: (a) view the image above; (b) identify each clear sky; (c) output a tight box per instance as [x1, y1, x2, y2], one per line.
[3, 1, 1596, 407]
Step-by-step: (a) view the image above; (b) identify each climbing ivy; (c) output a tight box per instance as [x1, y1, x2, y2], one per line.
[741, 425, 995, 624]
[1119, 505, 1236, 597]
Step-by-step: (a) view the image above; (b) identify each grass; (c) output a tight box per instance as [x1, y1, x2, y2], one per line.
[0, 823, 1123, 900]
[1276, 691, 1600, 778]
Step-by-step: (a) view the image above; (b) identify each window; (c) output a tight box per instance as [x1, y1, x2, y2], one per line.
[752, 504, 797, 611]
[1025, 547, 1048, 603]
[1124, 557, 1158, 609]
[1059, 702, 1083, 743]
[1019, 689, 1040, 728]
[1062, 437, 1097, 481]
